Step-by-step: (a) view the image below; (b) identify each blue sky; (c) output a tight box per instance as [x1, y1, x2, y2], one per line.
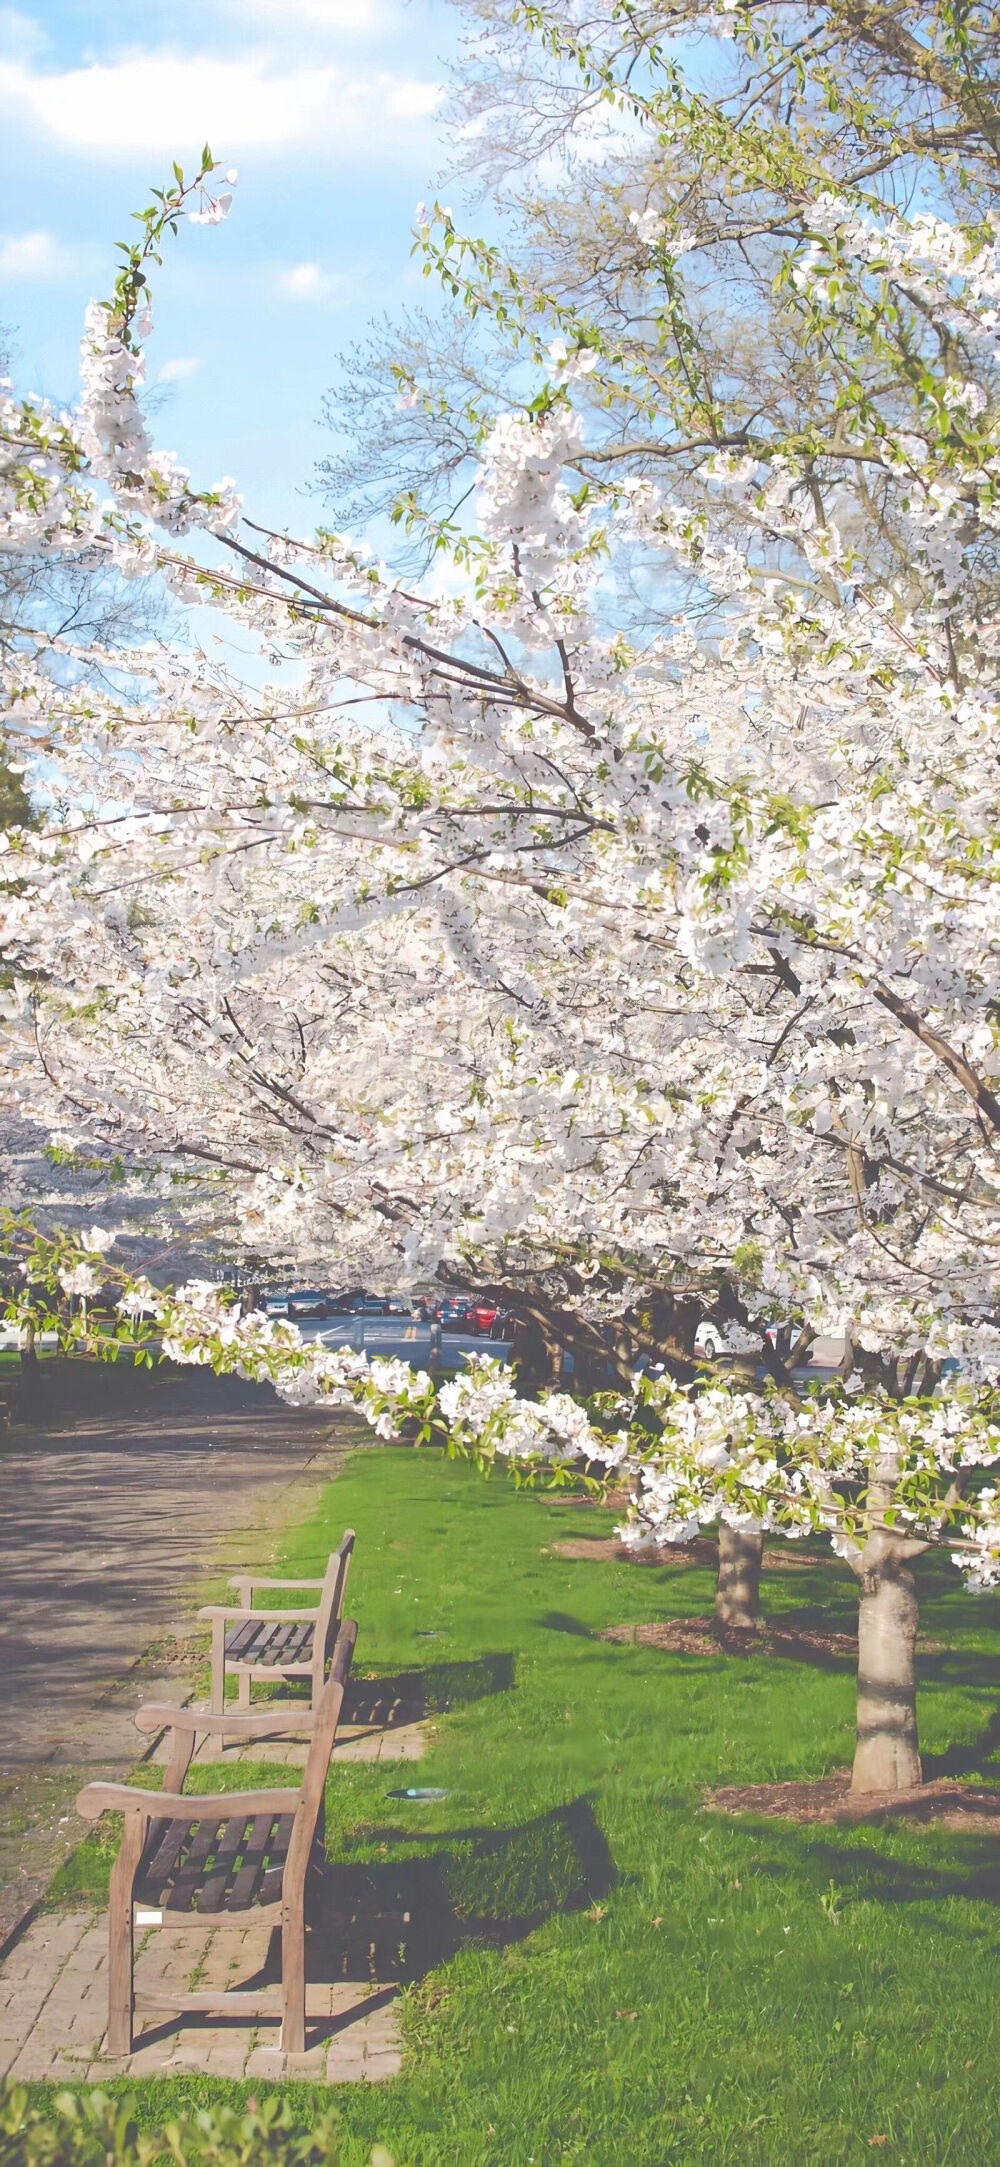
[0, 0, 457, 531]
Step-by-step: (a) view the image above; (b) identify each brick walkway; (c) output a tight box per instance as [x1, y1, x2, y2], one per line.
[0, 1911, 402, 2083]
[168, 1721, 428, 1770]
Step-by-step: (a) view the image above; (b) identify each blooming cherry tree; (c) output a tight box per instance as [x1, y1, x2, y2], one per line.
[4, 168, 1000, 1789]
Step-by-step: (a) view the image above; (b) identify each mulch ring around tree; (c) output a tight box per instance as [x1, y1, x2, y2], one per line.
[599, 1616, 861, 1659]
[705, 1772, 1000, 1828]
[548, 1536, 818, 1570]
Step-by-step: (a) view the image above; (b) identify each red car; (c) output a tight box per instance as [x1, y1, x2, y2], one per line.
[435, 1298, 499, 1334]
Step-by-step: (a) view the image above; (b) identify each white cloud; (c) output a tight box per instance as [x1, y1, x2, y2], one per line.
[0, 50, 441, 157]
[158, 355, 202, 383]
[0, 228, 78, 280]
[277, 261, 335, 300]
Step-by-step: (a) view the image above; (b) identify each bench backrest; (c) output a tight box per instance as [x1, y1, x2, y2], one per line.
[316, 1529, 356, 1672]
[286, 1616, 358, 1888]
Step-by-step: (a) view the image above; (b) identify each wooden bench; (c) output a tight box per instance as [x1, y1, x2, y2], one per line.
[198, 1529, 355, 1714]
[75, 1617, 358, 2057]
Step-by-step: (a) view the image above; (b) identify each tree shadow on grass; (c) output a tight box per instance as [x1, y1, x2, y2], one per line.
[587, 1601, 1000, 1697]
[724, 1814, 1000, 1912]
[285, 1794, 618, 1986]
[748, 1607, 1000, 1691]
[922, 1700, 1000, 1781]
[808, 1834, 1000, 1908]
[539, 1610, 596, 1638]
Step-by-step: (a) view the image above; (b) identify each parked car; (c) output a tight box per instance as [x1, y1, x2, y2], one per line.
[433, 1297, 495, 1334]
[265, 1290, 289, 1316]
[324, 1289, 404, 1316]
[466, 1300, 499, 1333]
[314, 1289, 417, 1320]
[286, 1289, 329, 1319]
[435, 1300, 476, 1332]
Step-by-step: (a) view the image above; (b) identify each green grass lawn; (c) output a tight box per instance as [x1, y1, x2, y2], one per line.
[45, 1444, 1000, 2164]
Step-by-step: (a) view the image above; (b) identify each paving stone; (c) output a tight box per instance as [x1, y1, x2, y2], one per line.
[243, 2045, 289, 2078]
[360, 2049, 403, 2079]
[7, 2043, 63, 2080]
[333, 1720, 426, 1763]
[62, 1947, 107, 1973]
[325, 2053, 377, 2082]
[44, 1983, 92, 2011]
[56, 2007, 103, 2038]
[170, 1718, 428, 1770]
[204, 2046, 255, 2075]
[39, 2053, 88, 2079]
[0, 2000, 50, 2038]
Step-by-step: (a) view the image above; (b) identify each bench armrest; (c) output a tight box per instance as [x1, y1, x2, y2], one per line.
[134, 1702, 313, 1740]
[197, 1604, 320, 1624]
[76, 1781, 300, 1822]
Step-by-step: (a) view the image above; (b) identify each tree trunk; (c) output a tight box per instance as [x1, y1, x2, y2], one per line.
[16, 1316, 39, 1422]
[512, 1316, 563, 1393]
[852, 1542, 922, 1793]
[544, 1328, 564, 1389]
[714, 1524, 763, 1636]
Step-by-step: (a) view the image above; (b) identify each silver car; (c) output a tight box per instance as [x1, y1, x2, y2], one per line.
[287, 1289, 328, 1319]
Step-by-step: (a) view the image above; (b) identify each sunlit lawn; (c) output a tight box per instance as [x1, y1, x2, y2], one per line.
[44, 1443, 1000, 2164]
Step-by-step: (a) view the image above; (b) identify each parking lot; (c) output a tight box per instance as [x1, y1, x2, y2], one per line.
[284, 1309, 848, 1385]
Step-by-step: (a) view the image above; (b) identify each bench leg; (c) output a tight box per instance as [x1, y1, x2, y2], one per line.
[237, 1669, 252, 1709]
[106, 1815, 144, 2056]
[280, 1901, 306, 2054]
[210, 1614, 226, 1713]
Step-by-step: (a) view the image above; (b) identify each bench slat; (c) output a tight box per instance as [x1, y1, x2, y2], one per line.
[266, 1622, 311, 1665]
[165, 1812, 245, 1912]
[225, 1813, 284, 1911]
[260, 1816, 305, 1909]
[225, 1619, 315, 1666]
[168, 1814, 228, 1911]
[196, 1808, 251, 1914]
[140, 1815, 191, 1901]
